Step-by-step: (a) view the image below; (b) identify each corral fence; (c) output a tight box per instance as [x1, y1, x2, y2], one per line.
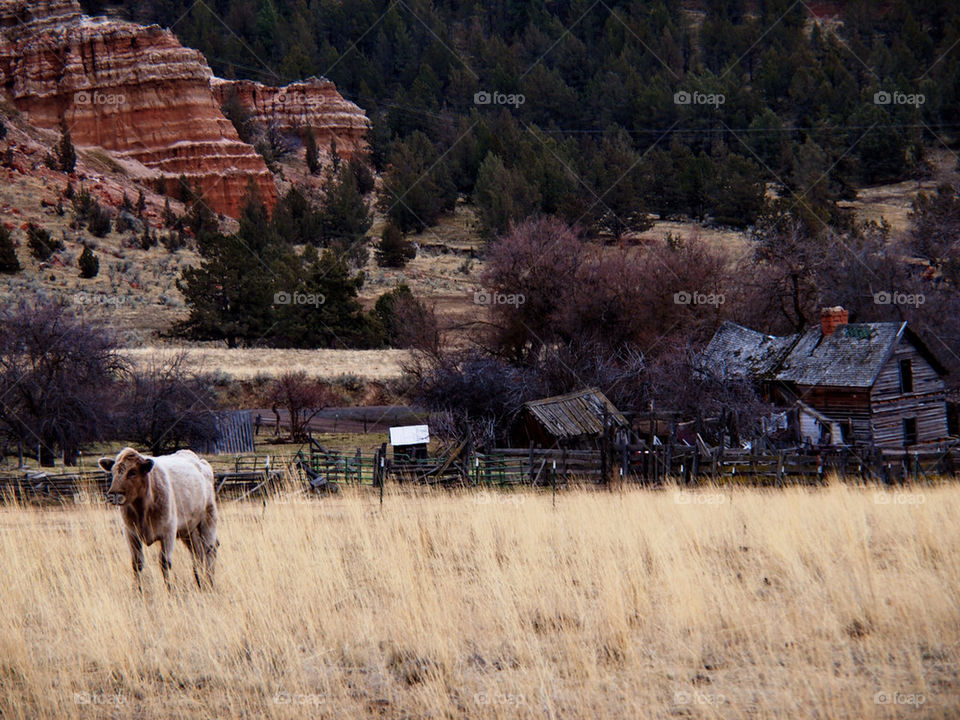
[2, 441, 959, 506]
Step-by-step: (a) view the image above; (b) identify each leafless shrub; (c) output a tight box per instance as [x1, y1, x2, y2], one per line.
[114, 351, 218, 455]
[0, 298, 124, 465]
[266, 371, 333, 442]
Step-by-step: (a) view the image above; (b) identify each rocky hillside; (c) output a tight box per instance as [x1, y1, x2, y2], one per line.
[0, 0, 367, 217]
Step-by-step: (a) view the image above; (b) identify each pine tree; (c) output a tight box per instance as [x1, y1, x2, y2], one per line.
[330, 137, 340, 172]
[376, 223, 416, 268]
[0, 226, 20, 273]
[27, 226, 63, 261]
[320, 164, 372, 266]
[78, 244, 99, 278]
[57, 120, 76, 173]
[305, 129, 320, 175]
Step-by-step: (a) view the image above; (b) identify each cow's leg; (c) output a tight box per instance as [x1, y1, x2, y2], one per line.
[126, 528, 144, 592]
[197, 504, 218, 588]
[180, 530, 204, 589]
[159, 531, 175, 590]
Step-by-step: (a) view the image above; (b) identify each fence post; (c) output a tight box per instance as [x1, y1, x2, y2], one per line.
[528, 443, 535, 485]
[552, 460, 557, 507]
[599, 411, 608, 487]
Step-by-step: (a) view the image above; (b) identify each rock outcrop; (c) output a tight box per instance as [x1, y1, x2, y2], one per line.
[212, 77, 369, 159]
[0, 0, 368, 217]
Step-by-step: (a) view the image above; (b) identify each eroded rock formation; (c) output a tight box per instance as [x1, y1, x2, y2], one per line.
[212, 77, 369, 159]
[0, 0, 368, 217]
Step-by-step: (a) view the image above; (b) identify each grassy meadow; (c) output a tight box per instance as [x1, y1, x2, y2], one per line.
[0, 484, 957, 719]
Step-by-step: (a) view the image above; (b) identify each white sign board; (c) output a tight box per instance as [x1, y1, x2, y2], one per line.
[389, 424, 430, 447]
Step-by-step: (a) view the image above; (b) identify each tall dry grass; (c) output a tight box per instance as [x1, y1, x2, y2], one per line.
[0, 485, 957, 719]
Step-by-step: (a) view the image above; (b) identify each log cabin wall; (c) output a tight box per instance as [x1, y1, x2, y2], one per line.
[870, 339, 948, 448]
[791, 386, 872, 444]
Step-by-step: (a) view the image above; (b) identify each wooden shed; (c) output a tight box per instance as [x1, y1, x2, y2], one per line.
[512, 388, 629, 449]
[700, 307, 950, 449]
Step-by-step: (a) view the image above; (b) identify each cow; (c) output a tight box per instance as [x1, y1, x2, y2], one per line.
[98, 447, 219, 590]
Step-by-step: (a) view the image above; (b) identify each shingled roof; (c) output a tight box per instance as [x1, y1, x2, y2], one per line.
[701, 319, 947, 389]
[523, 388, 628, 439]
[698, 321, 798, 379]
[774, 323, 904, 387]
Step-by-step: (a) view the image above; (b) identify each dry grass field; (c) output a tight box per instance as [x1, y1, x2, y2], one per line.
[0, 484, 957, 719]
[120, 346, 412, 382]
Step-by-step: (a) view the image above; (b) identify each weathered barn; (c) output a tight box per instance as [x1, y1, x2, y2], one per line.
[512, 388, 630, 449]
[700, 307, 950, 449]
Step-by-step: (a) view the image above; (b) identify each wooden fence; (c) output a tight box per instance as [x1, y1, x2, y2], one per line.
[2, 442, 958, 505]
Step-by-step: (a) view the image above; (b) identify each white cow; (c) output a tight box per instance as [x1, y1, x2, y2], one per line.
[99, 447, 218, 589]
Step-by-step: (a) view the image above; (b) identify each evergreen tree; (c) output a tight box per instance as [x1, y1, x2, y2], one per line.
[473, 153, 540, 240]
[305, 129, 320, 175]
[0, 226, 20, 273]
[317, 164, 372, 267]
[27, 226, 63, 261]
[57, 120, 77, 173]
[281, 248, 380, 348]
[175, 228, 275, 348]
[377, 131, 456, 232]
[376, 223, 416, 268]
[78, 244, 99, 278]
[273, 187, 322, 245]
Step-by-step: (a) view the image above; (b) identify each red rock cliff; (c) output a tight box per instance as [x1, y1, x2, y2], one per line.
[0, 0, 281, 217]
[212, 77, 370, 159]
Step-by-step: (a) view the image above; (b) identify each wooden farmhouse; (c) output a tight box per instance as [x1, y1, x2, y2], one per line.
[700, 307, 951, 449]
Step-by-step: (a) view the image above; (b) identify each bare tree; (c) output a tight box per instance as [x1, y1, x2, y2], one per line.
[116, 352, 218, 455]
[481, 216, 583, 362]
[409, 350, 542, 446]
[0, 299, 124, 465]
[266, 372, 332, 442]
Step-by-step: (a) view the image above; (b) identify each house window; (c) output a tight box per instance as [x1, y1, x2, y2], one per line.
[899, 359, 914, 393]
[903, 417, 918, 447]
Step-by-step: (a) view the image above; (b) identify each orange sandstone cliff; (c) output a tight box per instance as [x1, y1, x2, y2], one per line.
[0, 0, 367, 217]
[212, 77, 369, 159]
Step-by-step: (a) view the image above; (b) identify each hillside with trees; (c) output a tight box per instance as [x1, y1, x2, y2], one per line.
[90, 0, 958, 234]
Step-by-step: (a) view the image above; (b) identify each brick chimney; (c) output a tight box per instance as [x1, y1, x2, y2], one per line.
[820, 306, 848, 336]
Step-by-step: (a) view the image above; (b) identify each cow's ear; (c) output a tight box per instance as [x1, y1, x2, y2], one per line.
[141, 458, 154, 473]
[98, 458, 115, 472]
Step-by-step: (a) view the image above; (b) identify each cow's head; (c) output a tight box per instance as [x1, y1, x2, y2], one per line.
[98, 448, 155, 506]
